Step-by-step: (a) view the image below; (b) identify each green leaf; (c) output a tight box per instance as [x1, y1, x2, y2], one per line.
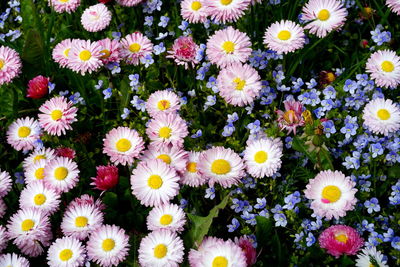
[0, 86, 15, 118]
[21, 29, 45, 67]
[292, 136, 317, 165]
[388, 165, 400, 179]
[119, 79, 131, 113]
[255, 216, 273, 247]
[103, 192, 118, 207]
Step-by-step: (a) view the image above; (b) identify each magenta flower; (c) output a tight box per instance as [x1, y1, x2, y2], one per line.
[276, 100, 305, 135]
[166, 36, 199, 69]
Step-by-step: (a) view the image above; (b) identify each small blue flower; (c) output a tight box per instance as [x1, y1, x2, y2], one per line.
[121, 108, 130, 119]
[144, 16, 153, 26]
[190, 130, 202, 139]
[103, 88, 112, 99]
[364, 198, 381, 214]
[158, 16, 169, 28]
[153, 42, 166, 55]
[306, 232, 316, 247]
[273, 213, 287, 227]
[205, 187, 215, 199]
[227, 218, 240, 232]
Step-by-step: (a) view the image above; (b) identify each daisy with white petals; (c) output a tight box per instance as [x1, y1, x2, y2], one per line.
[43, 156, 80, 193]
[197, 238, 247, 267]
[49, 0, 81, 14]
[204, 0, 251, 23]
[146, 203, 186, 233]
[68, 39, 103, 75]
[141, 145, 188, 174]
[23, 147, 56, 171]
[355, 246, 388, 267]
[120, 32, 153, 65]
[0, 45, 22, 86]
[81, 4, 112, 32]
[6, 117, 41, 152]
[180, 0, 208, 23]
[19, 181, 61, 215]
[146, 90, 181, 118]
[0, 254, 30, 267]
[362, 98, 400, 136]
[52, 39, 76, 68]
[263, 20, 306, 54]
[181, 151, 208, 187]
[47, 237, 86, 267]
[365, 49, 400, 88]
[0, 170, 12, 197]
[24, 159, 47, 184]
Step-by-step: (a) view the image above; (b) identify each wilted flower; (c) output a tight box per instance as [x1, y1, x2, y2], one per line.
[276, 100, 305, 134]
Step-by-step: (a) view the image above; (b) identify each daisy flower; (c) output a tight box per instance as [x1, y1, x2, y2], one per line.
[98, 38, 121, 64]
[188, 236, 225, 265]
[87, 224, 130, 267]
[52, 39, 76, 68]
[120, 32, 153, 65]
[217, 63, 262, 107]
[116, 0, 143, 6]
[138, 230, 184, 267]
[206, 26, 252, 68]
[81, 4, 112, 32]
[180, 0, 208, 23]
[365, 50, 400, 88]
[0, 198, 6, 219]
[166, 36, 200, 69]
[43, 156, 80, 193]
[146, 203, 186, 233]
[145, 90, 181, 118]
[362, 98, 400, 136]
[180, 151, 208, 187]
[38, 96, 78, 136]
[304, 170, 357, 220]
[146, 113, 189, 148]
[103, 126, 145, 166]
[198, 146, 245, 188]
[386, 0, 400, 15]
[0, 170, 12, 197]
[67, 194, 106, 212]
[0, 225, 7, 252]
[204, 0, 251, 23]
[19, 181, 61, 215]
[131, 159, 180, 207]
[61, 203, 103, 240]
[68, 39, 103, 75]
[243, 138, 283, 178]
[0, 254, 30, 267]
[47, 237, 86, 267]
[6, 117, 41, 152]
[23, 147, 56, 170]
[319, 225, 364, 258]
[141, 145, 188, 174]
[355, 247, 388, 267]
[263, 20, 306, 54]
[301, 0, 347, 38]
[91, 165, 119, 191]
[0, 45, 22, 86]
[24, 160, 48, 185]
[49, 0, 81, 13]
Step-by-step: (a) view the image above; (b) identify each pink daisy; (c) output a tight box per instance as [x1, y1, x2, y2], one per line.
[180, 151, 208, 187]
[0, 198, 6, 219]
[365, 49, 400, 89]
[38, 96, 78, 136]
[204, 0, 251, 23]
[189, 236, 225, 265]
[180, 0, 208, 23]
[49, 0, 81, 14]
[52, 39, 77, 68]
[141, 145, 188, 174]
[0, 170, 12, 198]
[103, 126, 145, 166]
[98, 38, 121, 64]
[43, 156, 80, 193]
[167, 36, 200, 69]
[263, 20, 306, 54]
[146, 90, 181, 118]
[217, 62, 262, 107]
[116, 0, 143, 7]
[276, 99, 305, 135]
[81, 4, 112, 32]
[0, 45, 22, 86]
[319, 225, 364, 258]
[146, 113, 189, 148]
[120, 32, 153, 65]
[6, 117, 41, 152]
[68, 39, 103, 75]
[387, 0, 400, 15]
[206, 26, 252, 68]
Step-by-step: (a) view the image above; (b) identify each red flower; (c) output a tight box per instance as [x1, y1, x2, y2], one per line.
[98, 0, 113, 3]
[56, 147, 76, 159]
[235, 236, 257, 266]
[26, 75, 49, 99]
[91, 165, 119, 191]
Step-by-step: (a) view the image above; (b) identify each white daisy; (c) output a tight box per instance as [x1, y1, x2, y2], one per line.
[362, 98, 400, 136]
[141, 145, 189, 174]
[47, 236, 86, 267]
[6, 117, 41, 152]
[180, 151, 208, 187]
[355, 246, 388, 267]
[0, 225, 8, 252]
[366, 49, 400, 89]
[24, 159, 47, 184]
[145, 90, 181, 118]
[22, 147, 56, 171]
[43, 156, 80, 193]
[19, 181, 61, 215]
[0, 169, 12, 197]
[146, 203, 186, 233]
[198, 238, 247, 267]
[0, 253, 30, 267]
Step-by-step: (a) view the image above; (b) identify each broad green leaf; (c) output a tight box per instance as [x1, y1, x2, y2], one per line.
[0, 86, 15, 118]
[120, 79, 131, 113]
[255, 216, 273, 247]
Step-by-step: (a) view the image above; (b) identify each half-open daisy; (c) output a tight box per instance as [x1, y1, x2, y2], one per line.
[19, 181, 61, 215]
[141, 145, 188, 174]
[263, 20, 306, 54]
[146, 113, 188, 148]
[120, 32, 153, 65]
[180, 0, 208, 23]
[0, 45, 22, 86]
[204, 0, 251, 23]
[81, 4, 112, 32]
[365, 49, 400, 89]
[180, 151, 208, 187]
[146, 203, 186, 233]
[6, 117, 41, 152]
[362, 98, 400, 136]
[43, 156, 80, 193]
[146, 90, 181, 118]
[47, 236, 86, 267]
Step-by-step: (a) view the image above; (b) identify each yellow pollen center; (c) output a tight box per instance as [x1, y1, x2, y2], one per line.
[54, 167, 68, 181]
[102, 239, 115, 252]
[159, 127, 172, 138]
[318, 9, 330, 21]
[51, 109, 63, 121]
[34, 194, 46, 205]
[34, 155, 46, 162]
[75, 216, 88, 228]
[157, 100, 170, 110]
[222, 41, 235, 54]
[59, 0, 69, 2]
[277, 30, 291, 40]
[129, 43, 141, 53]
[381, 61, 394, 72]
[63, 48, 70, 58]
[211, 159, 231, 175]
[21, 219, 35, 232]
[79, 50, 92, 61]
[321, 185, 341, 203]
[59, 249, 73, 261]
[233, 77, 246, 90]
[220, 0, 232, 5]
[377, 109, 391, 120]
[160, 214, 173, 225]
[254, 151, 268, 163]
[100, 49, 111, 59]
[335, 234, 348, 244]
[35, 168, 45, 180]
[186, 162, 197, 173]
[283, 110, 296, 123]
[369, 263, 375, 267]
[18, 126, 31, 138]
[154, 244, 168, 259]
[191, 1, 202, 10]
[157, 154, 171, 164]
[327, 72, 336, 82]
[212, 256, 228, 267]
[115, 138, 132, 152]
[148, 175, 163, 189]
[0, 59, 4, 69]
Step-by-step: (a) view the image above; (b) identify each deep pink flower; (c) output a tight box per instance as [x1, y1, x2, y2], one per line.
[55, 147, 76, 159]
[27, 75, 49, 99]
[276, 100, 305, 135]
[235, 236, 257, 266]
[166, 36, 199, 69]
[91, 165, 119, 191]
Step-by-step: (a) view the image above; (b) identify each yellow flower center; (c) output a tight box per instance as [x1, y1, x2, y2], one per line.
[59, 0, 70, 3]
[157, 100, 170, 110]
[369, 263, 375, 267]
[191, 1, 202, 10]
[51, 109, 63, 121]
[21, 219, 35, 231]
[154, 244, 168, 259]
[321, 185, 341, 203]
[335, 234, 348, 244]
[317, 9, 330, 21]
[59, 249, 73, 261]
[102, 238, 115, 252]
[63, 48, 70, 58]
[18, 126, 31, 138]
[277, 30, 291, 41]
[157, 154, 171, 164]
[159, 127, 172, 138]
[115, 138, 132, 152]
[34, 194, 46, 205]
[222, 41, 235, 54]
[211, 159, 231, 175]
[129, 43, 141, 53]
[377, 109, 391, 120]
[220, 0, 232, 5]
[381, 60, 394, 72]
[283, 110, 296, 124]
[186, 162, 197, 173]
[212, 256, 228, 267]
[79, 50, 92, 61]
[54, 167, 68, 181]
[148, 175, 163, 189]
[35, 168, 45, 180]
[233, 77, 246, 90]
[75, 216, 88, 228]
[0, 59, 4, 69]
[100, 49, 111, 59]
[160, 214, 173, 225]
[34, 155, 46, 162]
[326, 72, 336, 82]
[254, 151, 268, 163]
